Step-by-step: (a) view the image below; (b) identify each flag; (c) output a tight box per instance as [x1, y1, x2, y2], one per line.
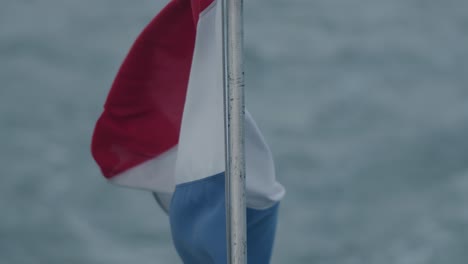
[91, 0, 285, 262]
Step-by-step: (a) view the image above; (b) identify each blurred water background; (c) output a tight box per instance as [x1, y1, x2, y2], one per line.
[1, 0, 468, 263]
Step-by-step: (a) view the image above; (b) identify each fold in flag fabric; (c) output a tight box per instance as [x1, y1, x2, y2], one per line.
[91, 0, 285, 262]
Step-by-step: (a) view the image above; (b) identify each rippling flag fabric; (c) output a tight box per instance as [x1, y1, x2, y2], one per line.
[91, 0, 284, 262]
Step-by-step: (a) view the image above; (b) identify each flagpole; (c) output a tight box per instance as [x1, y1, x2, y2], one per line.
[222, 0, 247, 262]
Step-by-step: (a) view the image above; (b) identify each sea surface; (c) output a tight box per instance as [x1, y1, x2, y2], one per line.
[1, 0, 468, 263]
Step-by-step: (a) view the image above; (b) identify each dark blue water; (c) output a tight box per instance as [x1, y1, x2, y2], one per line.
[1, 0, 468, 263]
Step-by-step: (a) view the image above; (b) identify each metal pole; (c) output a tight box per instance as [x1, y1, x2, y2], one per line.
[222, 0, 246, 262]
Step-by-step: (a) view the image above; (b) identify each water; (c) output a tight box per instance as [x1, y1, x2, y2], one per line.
[1, 0, 468, 263]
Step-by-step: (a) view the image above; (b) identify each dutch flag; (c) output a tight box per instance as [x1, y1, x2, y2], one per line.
[91, 0, 285, 262]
